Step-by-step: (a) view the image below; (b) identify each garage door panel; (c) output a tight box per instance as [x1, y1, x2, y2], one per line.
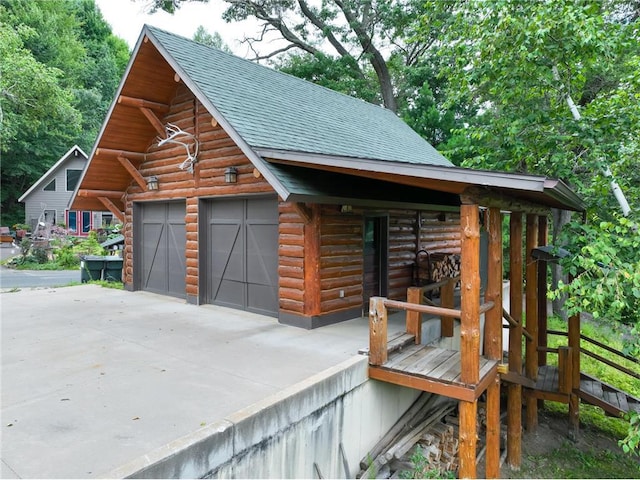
[210, 223, 243, 283]
[138, 202, 186, 298]
[247, 283, 278, 316]
[246, 224, 278, 285]
[204, 197, 278, 317]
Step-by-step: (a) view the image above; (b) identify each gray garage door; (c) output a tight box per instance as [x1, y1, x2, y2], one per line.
[136, 202, 186, 298]
[203, 197, 278, 317]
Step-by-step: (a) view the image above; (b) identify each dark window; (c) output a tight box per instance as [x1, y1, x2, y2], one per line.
[44, 179, 56, 191]
[66, 169, 82, 191]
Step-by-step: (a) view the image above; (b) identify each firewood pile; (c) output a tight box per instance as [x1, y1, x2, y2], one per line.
[357, 395, 493, 479]
[416, 252, 461, 285]
[356, 394, 457, 479]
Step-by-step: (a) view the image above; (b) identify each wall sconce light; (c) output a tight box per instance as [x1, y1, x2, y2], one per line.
[146, 176, 159, 191]
[340, 205, 353, 213]
[225, 166, 238, 184]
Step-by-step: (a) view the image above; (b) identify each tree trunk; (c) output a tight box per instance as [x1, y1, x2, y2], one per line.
[551, 208, 571, 320]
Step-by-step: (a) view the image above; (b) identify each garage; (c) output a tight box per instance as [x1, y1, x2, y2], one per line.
[135, 201, 186, 298]
[202, 196, 279, 317]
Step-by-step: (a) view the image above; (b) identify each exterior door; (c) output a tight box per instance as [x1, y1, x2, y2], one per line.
[363, 215, 388, 313]
[136, 202, 186, 298]
[204, 197, 278, 317]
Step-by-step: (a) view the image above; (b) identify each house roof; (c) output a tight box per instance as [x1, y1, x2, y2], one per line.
[70, 26, 584, 213]
[147, 26, 452, 168]
[18, 145, 87, 203]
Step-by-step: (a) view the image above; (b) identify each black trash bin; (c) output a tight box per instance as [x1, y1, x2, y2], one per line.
[81, 255, 105, 282]
[103, 256, 123, 282]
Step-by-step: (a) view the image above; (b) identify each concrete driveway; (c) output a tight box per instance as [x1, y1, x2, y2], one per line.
[1, 285, 403, 478]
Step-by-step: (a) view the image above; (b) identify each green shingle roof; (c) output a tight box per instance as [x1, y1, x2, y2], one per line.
[146, 26, 453, 167]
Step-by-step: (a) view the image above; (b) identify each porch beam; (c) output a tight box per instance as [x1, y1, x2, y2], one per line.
[525, 214, 539, 431]
[95, 148, 146, 161]
[97, 197, 124, 223]
[77, 189, 124, 198]
[507, 212, 523, 470]
[117, 155, 147, 191]
[461, 186, 550, 215]
[484, 207, 503, 478]
[117, 95, 169, 112]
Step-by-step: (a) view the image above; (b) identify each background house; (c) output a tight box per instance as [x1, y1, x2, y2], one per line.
[18, 145, 114, 236]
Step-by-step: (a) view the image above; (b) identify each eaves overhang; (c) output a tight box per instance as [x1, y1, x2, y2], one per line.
[256, 148, 586, 212]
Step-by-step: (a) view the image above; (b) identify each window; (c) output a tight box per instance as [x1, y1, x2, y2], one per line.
[66, 169, 82, 191]
[44, 179, 56, 191]
[82, 211, 91, 233]
[102, 213, 113, 227]
[67, 211, 77, 233]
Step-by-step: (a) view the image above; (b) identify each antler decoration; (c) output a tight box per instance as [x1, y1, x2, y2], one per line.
[157, 123, 199, 173]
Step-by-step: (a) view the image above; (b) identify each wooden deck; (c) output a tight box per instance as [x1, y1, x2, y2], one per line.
[532, 365, 640, 417]
[368, 337, 499, 402]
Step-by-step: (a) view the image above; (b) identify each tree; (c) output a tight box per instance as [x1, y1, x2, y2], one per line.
[0, 0, 129, 226]
[193, 25, 232, 52]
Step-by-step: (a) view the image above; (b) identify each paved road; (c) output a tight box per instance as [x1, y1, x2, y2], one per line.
[0, 245, 80, 288]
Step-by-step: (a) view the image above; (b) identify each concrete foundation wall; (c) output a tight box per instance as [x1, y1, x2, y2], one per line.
[104, 355, 419, 479]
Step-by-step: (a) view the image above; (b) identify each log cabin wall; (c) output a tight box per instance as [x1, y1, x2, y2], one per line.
[121, 84, 275, 302]
[277, 205, 462, 328]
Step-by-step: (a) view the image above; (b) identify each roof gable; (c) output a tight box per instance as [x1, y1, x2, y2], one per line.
[145, 26, 452, 167]
[19, 145, 88, 202]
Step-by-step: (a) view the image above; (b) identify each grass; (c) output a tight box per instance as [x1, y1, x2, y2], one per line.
[520, 437, 640, 478]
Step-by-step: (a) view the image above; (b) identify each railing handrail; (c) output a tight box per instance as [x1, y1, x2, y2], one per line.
[544, 328, 640, 382]
[383, 298, 494, 319]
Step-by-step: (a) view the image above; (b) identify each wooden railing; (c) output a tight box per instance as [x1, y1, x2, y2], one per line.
[546, 329, 640, 382]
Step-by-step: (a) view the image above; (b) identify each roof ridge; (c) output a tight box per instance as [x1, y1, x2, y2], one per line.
[144, 25, 393, 115]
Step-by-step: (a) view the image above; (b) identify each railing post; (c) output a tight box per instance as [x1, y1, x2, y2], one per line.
[558, 346, 573, 394]
[440, 278, 455, 337]
[406, 287, 422, 344]
[568, 309, 580, 439]
[369, 297, 388, 366]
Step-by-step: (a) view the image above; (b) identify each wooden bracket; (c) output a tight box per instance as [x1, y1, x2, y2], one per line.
[117, 155, 147, 191]
[294, 202, 313, 224]
[140, 107, 166, 137]
[98, 197, 124, 223]
[117, 95, 169, 112]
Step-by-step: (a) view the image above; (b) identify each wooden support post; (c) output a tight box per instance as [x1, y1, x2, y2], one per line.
[460, 203, 480, 385]
[440, 279, 455, 337]
[484, 207, 503, 479]
[303, 204, 321, 317]
[507, 212, 523, 470]
[459, 400, 478, 479]
[369, 297, 388, 366]
[459, 203, 480, 479]
[558, 346, 572, 395]
[537, 216, 549, 367]
[525, 214, 539, 431]
[568, 309, 581, 439]
[406, 287, 422, 343]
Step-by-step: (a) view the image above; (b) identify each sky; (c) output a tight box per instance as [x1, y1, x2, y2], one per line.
[95, 0, 266, 56]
